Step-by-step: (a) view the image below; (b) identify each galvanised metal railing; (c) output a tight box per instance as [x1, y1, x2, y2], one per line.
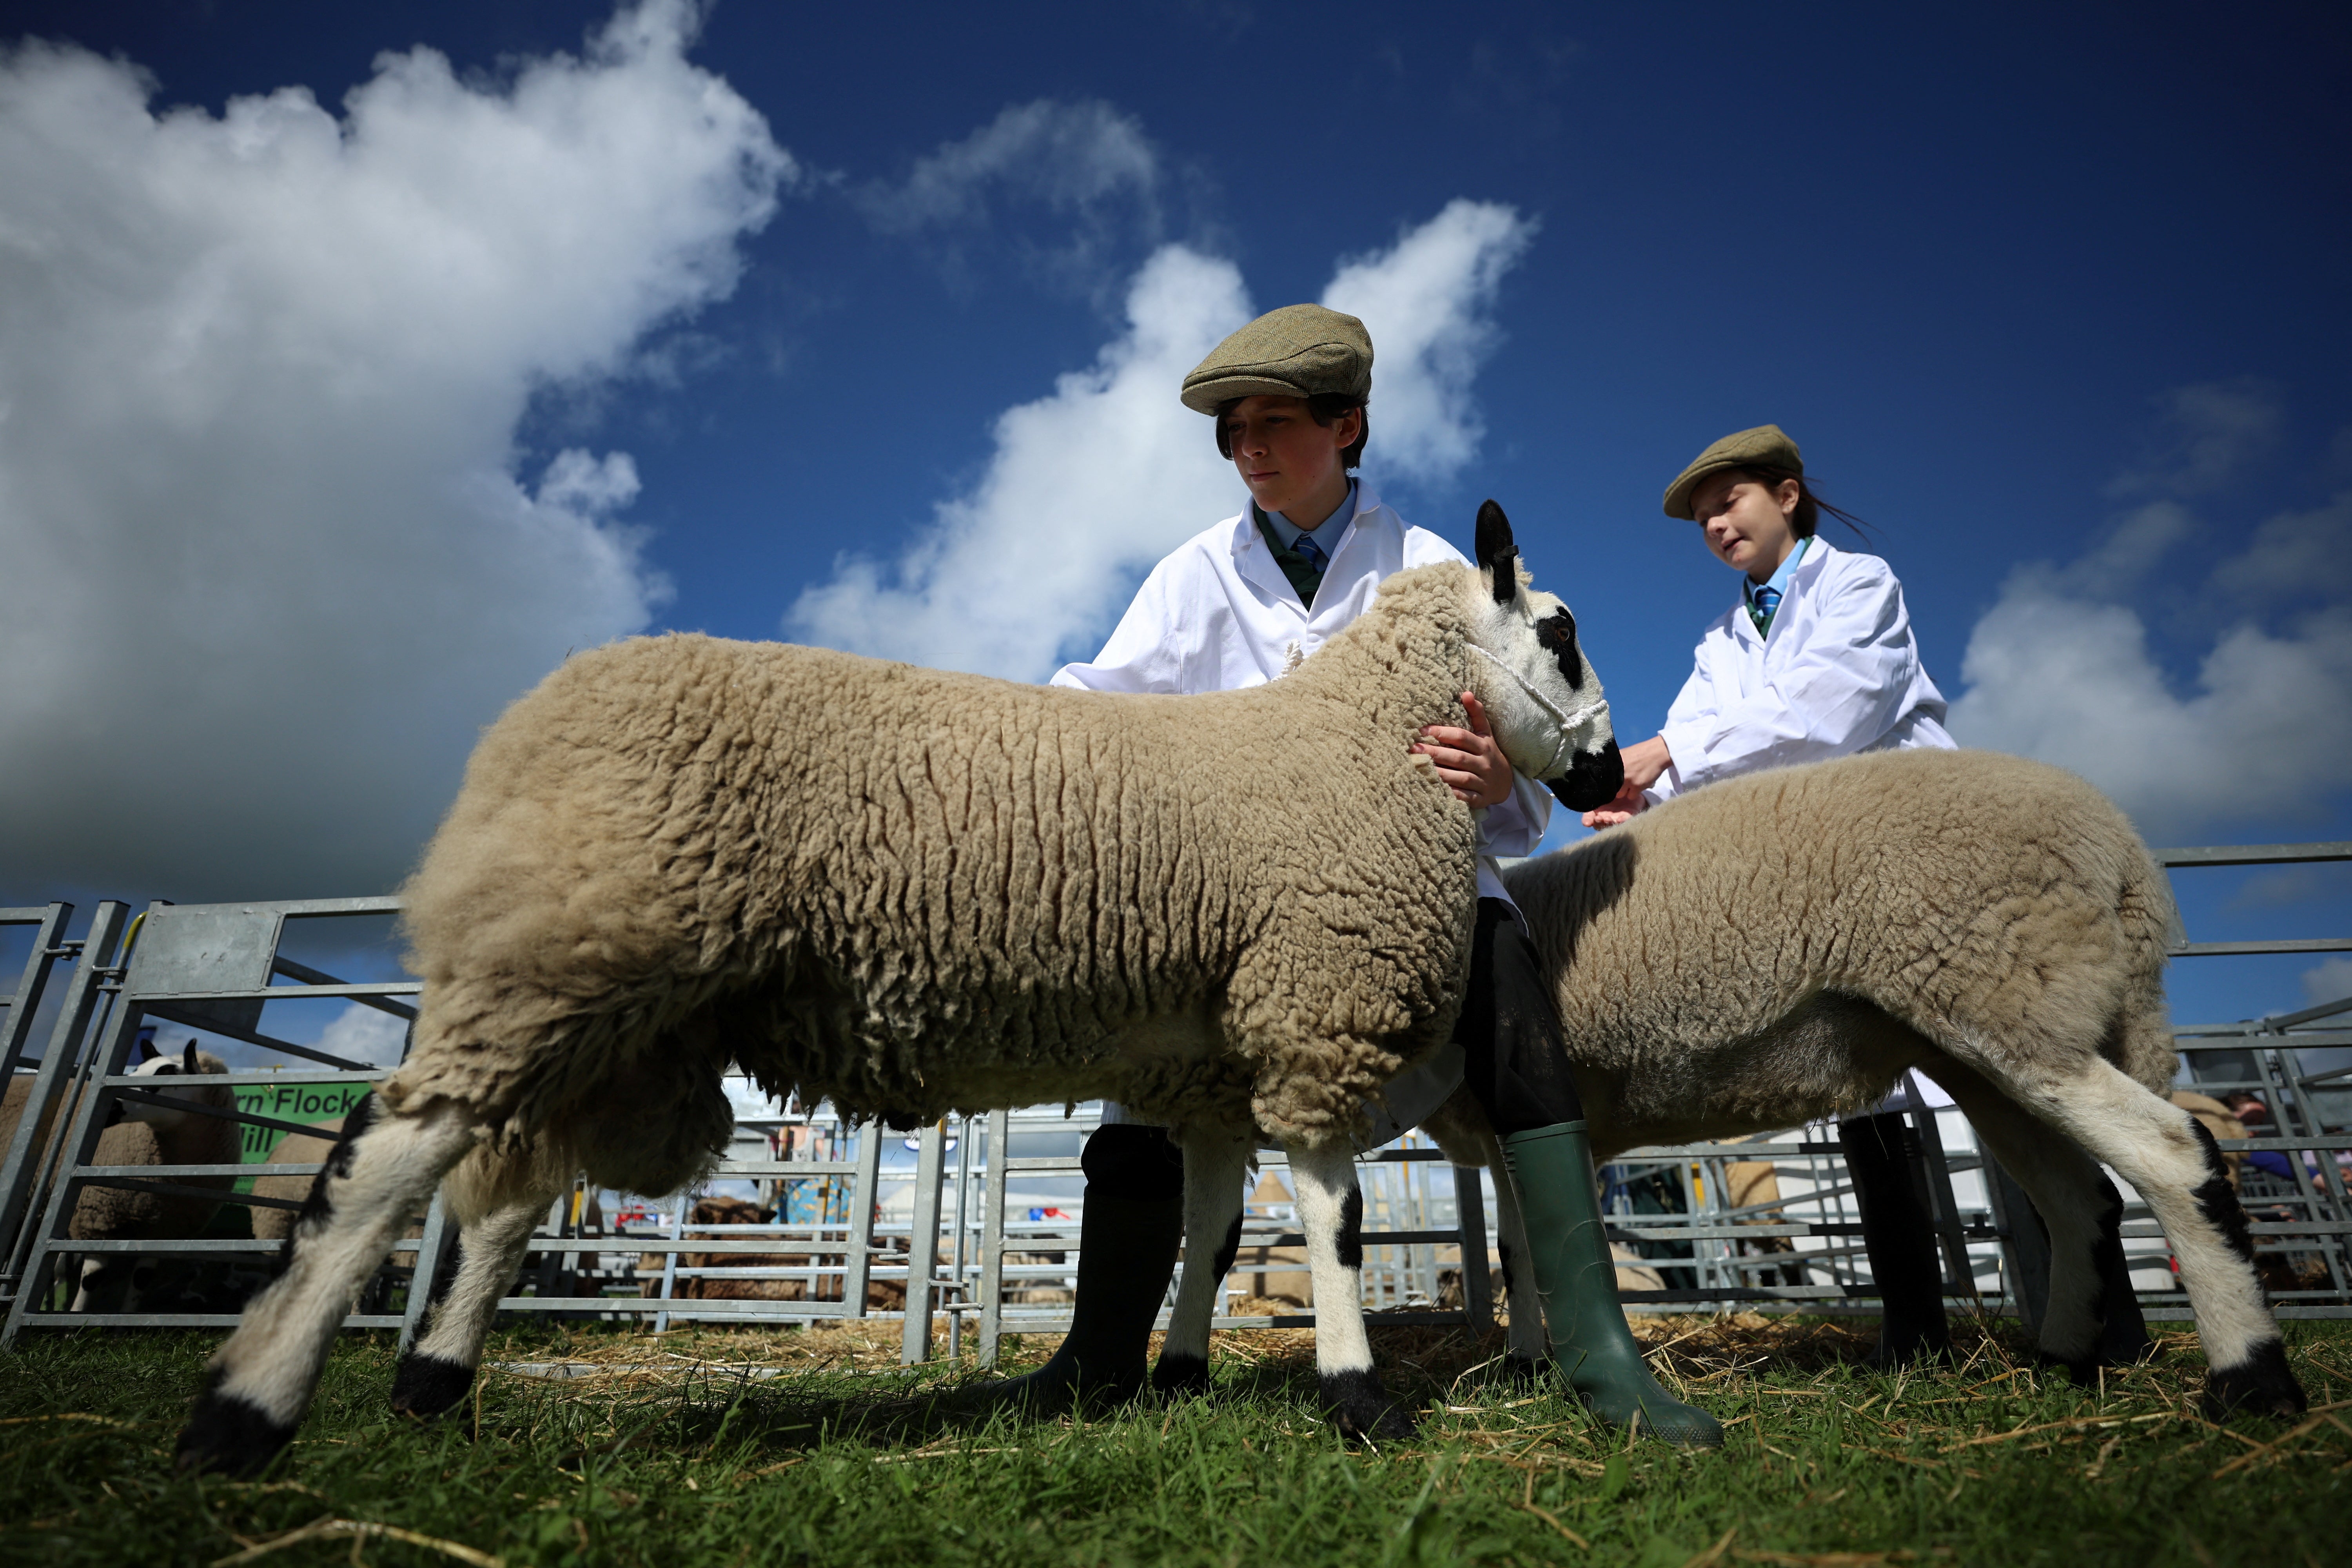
[2, 839, 2345, 1360]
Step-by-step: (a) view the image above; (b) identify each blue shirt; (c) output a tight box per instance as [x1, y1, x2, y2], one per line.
[1744, 535, 1811, 633]
[1265, 480, 1358, 555]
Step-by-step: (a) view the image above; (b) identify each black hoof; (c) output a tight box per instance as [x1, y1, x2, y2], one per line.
[2029, 1344, 2105, 1388]
[1866, 1324, 1953, 1371]
[176, 1373, 296, 1478]
[1499, 1353, 1546, 1388]
[1151, 1352, 1211, 1400]
[1320, 1368, 1415, 1445]
[390, 1353, 476, 1419]
[2203, 1339, 2309, 1421]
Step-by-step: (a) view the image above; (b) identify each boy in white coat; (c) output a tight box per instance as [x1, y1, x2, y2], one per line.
[969, 305, 1719, 1445]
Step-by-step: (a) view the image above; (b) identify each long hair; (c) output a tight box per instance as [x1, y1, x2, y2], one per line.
[1731, 464, 1874, 541]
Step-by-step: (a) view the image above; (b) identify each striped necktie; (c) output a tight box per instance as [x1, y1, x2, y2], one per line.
[1749, 582, 1781, 636]
[1293, 530, 1328, 572]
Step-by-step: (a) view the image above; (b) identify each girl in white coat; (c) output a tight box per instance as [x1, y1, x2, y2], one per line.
[1582, 424, 1973, 1366]
[969, 304, 1719, 1446]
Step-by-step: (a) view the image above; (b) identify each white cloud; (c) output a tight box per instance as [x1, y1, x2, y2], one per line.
[787, 200, 1537, 679]
[1323, 200, 1537, 485]
[853, 100, 1163, 292]
[787, 245, 1251, 678]
[0, 2, 789, 899]
[1947, 572, 2352, 841]
[314, 1002, 412, 1067]
[2109, 378, 2281, 498]
[2304, 957, 2352, 1009]
[2214, 491, 2352, 607]
[1947, 381, 2352, 842]
[860, 99, 1158, 233]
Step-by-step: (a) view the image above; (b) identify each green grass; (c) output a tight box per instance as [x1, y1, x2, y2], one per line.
[1, 1313, 2345, 1568]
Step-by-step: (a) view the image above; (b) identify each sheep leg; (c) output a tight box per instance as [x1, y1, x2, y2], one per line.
[1476, 1129, 1550, 1377]
[1285, 1139, 1414, 1442]
[1998, 1057, 2307, 1419]
[1921, 1067, 2123, 1373]
[176, 1095, 482, 1475]
[390, 1182, 562, 1419]
[1152, 1128, 1250, 1398]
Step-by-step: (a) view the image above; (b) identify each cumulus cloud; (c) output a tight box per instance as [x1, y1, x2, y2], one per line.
[854, 100, 1163, 290]
[2108, 378, 2282, 499]
[860, 99, 1158, 232]
[786, 200, 1536, 679]
[1948, 577, 2352, 838]
[2304, 957, 2352, 1009]
[1323, 200, 1537, 485]
[788, 245, 1251, 678]
[0, 2, 789, 900]
[314, 1002, 412, 1067]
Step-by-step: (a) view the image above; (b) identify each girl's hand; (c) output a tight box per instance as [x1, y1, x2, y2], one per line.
[1414, 691, 1515, 807]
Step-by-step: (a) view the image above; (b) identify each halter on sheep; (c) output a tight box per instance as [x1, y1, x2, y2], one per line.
[174, 501, 1620, 1475]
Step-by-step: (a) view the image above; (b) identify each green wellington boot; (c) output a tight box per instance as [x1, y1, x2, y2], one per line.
[1501, 1121, 1724, 1448]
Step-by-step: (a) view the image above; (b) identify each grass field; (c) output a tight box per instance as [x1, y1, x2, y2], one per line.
[2, 1312, 2347, 1568]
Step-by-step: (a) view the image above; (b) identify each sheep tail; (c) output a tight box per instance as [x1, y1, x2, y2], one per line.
[2103, 840, 2181, 1094]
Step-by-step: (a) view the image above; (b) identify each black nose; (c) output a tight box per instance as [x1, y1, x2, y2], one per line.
[1546, 738, 1623, 811]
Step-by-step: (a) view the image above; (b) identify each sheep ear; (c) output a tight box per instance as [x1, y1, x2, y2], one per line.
[183, 1040, 199, 1074]
[1475, 499, 1517, 605]
[132, 1029, 158, 1065]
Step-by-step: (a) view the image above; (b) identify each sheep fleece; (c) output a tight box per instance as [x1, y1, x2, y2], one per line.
[385, 565, 1488, 1173]
[1496, 747, 2177, 1152]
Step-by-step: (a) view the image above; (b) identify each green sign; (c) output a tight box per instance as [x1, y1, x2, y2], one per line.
[232, 1082, 374, 1163]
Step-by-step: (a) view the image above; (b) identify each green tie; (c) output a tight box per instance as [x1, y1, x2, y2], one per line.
[1255, 506, 1325, 609]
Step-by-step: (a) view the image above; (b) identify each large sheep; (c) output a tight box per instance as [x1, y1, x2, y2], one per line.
[175, 504, 1621, 1475]
[1383, 749, 2302, 1421]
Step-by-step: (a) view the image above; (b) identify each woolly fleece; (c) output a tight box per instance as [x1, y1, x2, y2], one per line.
[387, 562, 1526, 1196]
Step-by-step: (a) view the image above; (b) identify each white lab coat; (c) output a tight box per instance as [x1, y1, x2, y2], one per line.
[1052, 482, 1552, 902]
[1647, 540, 1953, 806]
[1643, 539, 1956, 1114]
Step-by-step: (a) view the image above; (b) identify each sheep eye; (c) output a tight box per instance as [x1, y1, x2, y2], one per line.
[1537, 610, 1583, 690]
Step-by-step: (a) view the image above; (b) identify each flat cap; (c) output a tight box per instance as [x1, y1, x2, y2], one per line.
[1180, 304, 1372, 414]
[1662, 424, 1803, 519]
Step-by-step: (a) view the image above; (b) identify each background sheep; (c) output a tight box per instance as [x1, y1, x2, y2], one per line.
[636, 1193, 909, 1309]
[1401, 749, 2305, 1421]
[67, 1044, 238, 1312]
[175, 504, 1621, 1475]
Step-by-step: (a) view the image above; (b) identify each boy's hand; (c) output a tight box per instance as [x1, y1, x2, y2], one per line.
[1413, 691, 1515, 807]
[1582, 734, 1673, 828]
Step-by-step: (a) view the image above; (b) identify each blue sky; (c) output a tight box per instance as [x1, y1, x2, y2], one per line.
[0, 0, 2346, 1038]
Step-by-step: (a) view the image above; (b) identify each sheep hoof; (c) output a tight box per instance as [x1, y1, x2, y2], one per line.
[1499, 1353, 1546, 1388]
[2201, 1340, 2308, 1421]
[1151, 1353, 1211, 1400]
[390, 1353, 476, 1420]
[1320, 1369, 1415, 1444]
[176, 1373, 295, 1478]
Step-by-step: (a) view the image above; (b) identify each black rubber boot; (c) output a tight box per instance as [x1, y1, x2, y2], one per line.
[1501, 1122, 1724, 1448]
[1840, 1112, 1954, 1368]
[965, 1125, 1182, 1414]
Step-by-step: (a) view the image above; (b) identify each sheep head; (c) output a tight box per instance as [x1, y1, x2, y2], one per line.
[1468, 499, 1623, 811]
[122, 1039, 229, 1132]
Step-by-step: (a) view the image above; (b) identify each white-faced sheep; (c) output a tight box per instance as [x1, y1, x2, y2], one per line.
[174, 503, 1622, 1475]
[1389, 748, 2305, 1421]
[62, 1044, 238, 1311]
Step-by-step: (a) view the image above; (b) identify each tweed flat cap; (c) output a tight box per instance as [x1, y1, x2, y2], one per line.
[1180, 304, 1372, 414]
[1662, 425, 1804, 519]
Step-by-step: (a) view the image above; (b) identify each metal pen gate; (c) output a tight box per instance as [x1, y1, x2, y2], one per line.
[3, 838, 2347, 1361]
